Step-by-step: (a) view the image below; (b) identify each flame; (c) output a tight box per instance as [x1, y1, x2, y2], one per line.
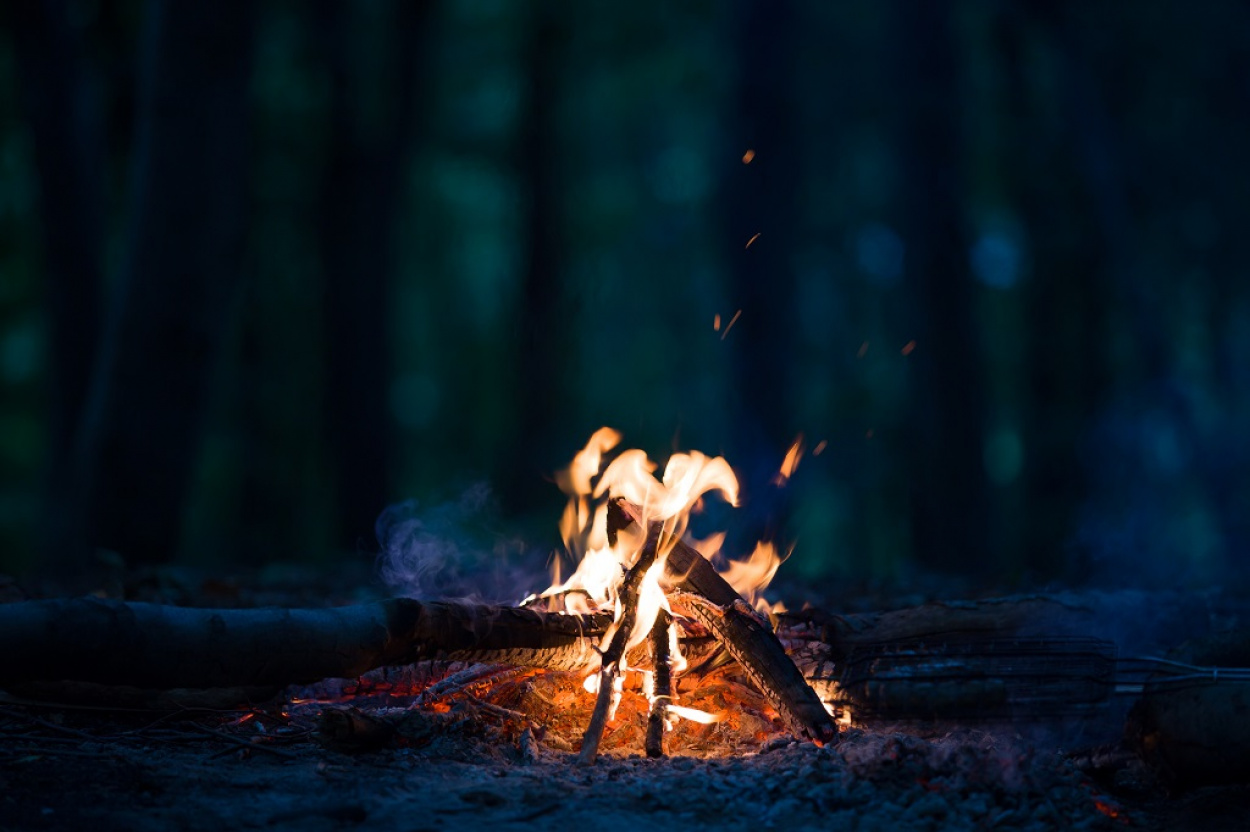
[721, 541, 785, 612]
[541, 428, 789, 729]
[668, 704, 723, 724]
[772, 436, 803, 486]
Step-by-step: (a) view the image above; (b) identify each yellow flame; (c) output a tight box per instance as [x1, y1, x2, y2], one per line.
[668, 704, 724, 724]
[721, 541, 784, 609]
[773, 436, 804, 485]
[541, 429, 788, 679]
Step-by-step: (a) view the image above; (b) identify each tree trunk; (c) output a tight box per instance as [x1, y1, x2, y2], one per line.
[895, 0, 990, 575]
[723, 0, 801, 549]
[313, 0, 429, 552]
[504, 2, 570, 517]
[10, 1, 105, 570]
[68, 0, 255, 566]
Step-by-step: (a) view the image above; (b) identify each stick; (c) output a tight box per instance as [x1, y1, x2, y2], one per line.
[645, 608, 672, 758]
[578, 521, 662, 765]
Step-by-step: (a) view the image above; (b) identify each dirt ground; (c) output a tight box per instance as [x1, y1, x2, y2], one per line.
[3, 685, 1247, 832]
[3, 570, 1248, 831]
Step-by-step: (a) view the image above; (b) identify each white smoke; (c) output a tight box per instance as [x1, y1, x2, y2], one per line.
[374, 484, 544, 602]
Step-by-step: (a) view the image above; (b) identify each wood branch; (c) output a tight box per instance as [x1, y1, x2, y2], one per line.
[0, 597, 611, 691]
[613, 499, 837, 744]
[579, 520, 661, 764]
[645, 608, 672, 758]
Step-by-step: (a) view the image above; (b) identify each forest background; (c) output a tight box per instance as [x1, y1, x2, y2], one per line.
[1, 0, 1247, 599]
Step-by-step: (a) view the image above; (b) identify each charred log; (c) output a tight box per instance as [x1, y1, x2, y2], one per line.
[645, 608, 673, 758]
[579, 520, 662, 764]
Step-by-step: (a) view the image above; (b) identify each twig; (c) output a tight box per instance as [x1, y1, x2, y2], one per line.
[463, 695, 527, 723]
[188, 723, 300, 760]
[579, 514, 662, 765]
[645, 608, 673, 758]
[415, 664, 511, 706]
[0, 708, 101, 742]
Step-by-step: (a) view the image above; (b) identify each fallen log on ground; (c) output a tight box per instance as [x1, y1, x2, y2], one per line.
[0, 596, 612, 690]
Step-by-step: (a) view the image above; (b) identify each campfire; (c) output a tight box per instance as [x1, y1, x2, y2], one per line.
[4, 429, 1250, 829]
[290, 426, 839, 760]
[523, 427, 835, 759]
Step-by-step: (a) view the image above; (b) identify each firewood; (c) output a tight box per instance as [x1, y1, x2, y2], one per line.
[612, 499, 838, 744]
[0, 597, 612, 690]
[578, 519, 662, 764]
[645, 608, 672, 758]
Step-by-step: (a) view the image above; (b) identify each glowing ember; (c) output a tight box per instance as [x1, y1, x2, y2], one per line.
[772, 436, 804, 486]
[742, 148, 755, 164]
[901, 339, 916, 356]
[745, 232, 761, 249]
[720, 309, 742, 340]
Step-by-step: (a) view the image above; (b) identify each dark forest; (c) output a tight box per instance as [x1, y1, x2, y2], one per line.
[3, 0, 1249, 596]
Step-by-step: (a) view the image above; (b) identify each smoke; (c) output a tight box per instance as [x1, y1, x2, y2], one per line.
[374, 484, 546, 603]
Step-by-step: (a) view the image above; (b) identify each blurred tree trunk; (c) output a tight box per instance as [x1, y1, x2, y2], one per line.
[994, 3, 1108, 580]
[9, 2, 105, 565]
[62, 0, 255, 566]
[311, 0, 428, 552]
[895, 1, 990, 574]
[724, 0, 800, 547]
[505, 2, 568, 516]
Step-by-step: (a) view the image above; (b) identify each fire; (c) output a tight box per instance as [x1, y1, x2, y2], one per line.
[533, 428, 789, 731]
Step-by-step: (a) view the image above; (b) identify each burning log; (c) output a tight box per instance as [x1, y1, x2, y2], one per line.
[644, 608, 673, 758]
[614, 499, 837, 744]
[578, 519, 662, 764]
[0, 596, 611, 691]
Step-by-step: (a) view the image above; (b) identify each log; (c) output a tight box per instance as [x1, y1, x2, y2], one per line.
[644, 608, 672, 758]
[0, 597, 612, 690]
[579, 519, 661, 764]
[612, 499, 837, 744]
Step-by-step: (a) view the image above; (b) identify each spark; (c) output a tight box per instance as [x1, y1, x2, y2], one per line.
[742, 149, 755, 164]
[901, 340, 916, 356]
[813, 440, 827, 456]
[745, 232, 761, 249]
[720, 309, 742, 340]
[857, 341, 869, 359]
[865, 429, 874, 439]
[713, 313, 721, 331]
